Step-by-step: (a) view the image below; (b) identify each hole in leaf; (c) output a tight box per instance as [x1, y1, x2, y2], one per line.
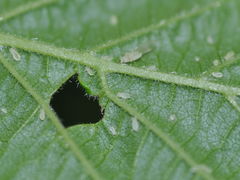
[50, 74, 103, 127]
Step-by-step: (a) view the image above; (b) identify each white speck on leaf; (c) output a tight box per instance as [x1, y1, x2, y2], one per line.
[110, 15, 118, 25]
[131, 117, 139, 131]
[31, 37, 39, 41]
[9, 48, 21, 61]
[169, 114, 177, 121]
[117, 92, 131, 99]
[109, 126, 117, 135]
[85, 67, 95, 76]
[194, 57, 200, 62]
[0, 108, 7, 114]
[191, 164, 212, 174]
[0, 46, 4, 51]
[159, 20, 166, 25]
[213, 59, 220, 66]
[212, 72, 223, 78]
[207, 36, 214, 44]
[214, 1, 221, 7]
[39, 109, 45, 120]
[224, 51, 235, 61]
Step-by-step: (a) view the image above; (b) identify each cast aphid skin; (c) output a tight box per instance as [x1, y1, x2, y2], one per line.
[191, 164, 212, 174]
[131, 117, 139, 131]
[39, 109, 46, 120]
[85, 67, 95, 76]
[224, 51, 235, 61]
[9, 48, 21, 61]
[213, 59, 220, 66]
[0, 108, 7, 114]
[117, 92, 131, 99]
[211, 72, 223, 78]
[207, 35, 214, 44]
[109, 126, 117, 135]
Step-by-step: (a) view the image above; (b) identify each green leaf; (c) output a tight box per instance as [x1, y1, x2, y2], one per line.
[0, 0, 240, 179]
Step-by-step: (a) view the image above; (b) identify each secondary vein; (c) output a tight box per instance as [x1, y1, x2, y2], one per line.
[92, 0, 229, 52]
[0, 53, 103, 180]
[98, 70, 214, 180]
[0, 0, 58, 23]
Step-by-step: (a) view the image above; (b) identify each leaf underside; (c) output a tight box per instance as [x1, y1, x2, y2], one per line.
[1, 0, 240, 180]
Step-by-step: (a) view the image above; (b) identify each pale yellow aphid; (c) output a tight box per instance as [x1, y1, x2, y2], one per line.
[85, 67, 95, 76]
[120, 43, 153, 63]
[39, 109, 46, 120]
[9, 48, 21, 61]
[109, 126, 117, 135]
[117, 92, 131, 99]
[191, 164, 212, 174]
[131, 117, 139, 131]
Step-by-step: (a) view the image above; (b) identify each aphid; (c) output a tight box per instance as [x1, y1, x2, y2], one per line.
[110, 15, 118, 26]
[169, 114, 177, 121]
[207, 36, 214, 44]
[120, 51, 142, 63]
[131, 117, 139, 131]
[213, 59, 220, 66]
[0, 17, 3, 21]
[9, 48, 21, 61]
[39, 109, 45, 120]
[224, 51, 235, 61]
[117, 92, 131, 99]
[120, 43, 152, 64]
[85, 67, 95, 76]
[109, 126, 117, 135]
[0, 108, 7, 114]
[191, 164, 212, 174]
[194, 56, 200, 62]
[211, 72, 223, 78]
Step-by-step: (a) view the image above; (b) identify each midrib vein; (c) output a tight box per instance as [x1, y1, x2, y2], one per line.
[99, 70, 214, 180]
[0, 32, 240, 97]
[0, 54, 103, 180]
[0, 0, 58, 23]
